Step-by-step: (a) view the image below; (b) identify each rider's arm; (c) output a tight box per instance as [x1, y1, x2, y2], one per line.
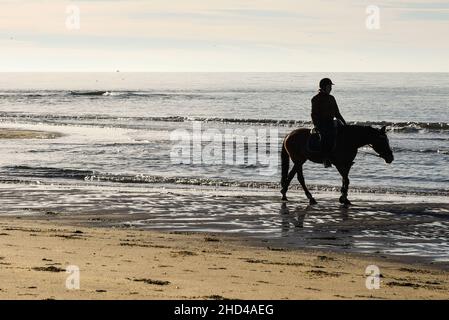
[333, 97, 347, 125]
[311, 98, 320, 127]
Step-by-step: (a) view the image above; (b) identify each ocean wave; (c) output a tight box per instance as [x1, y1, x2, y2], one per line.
[1, 111, 449, 133]
[1, 90, 235, 100]
[0, 92, 61, 98]
[5, 165, 94, 180]
[83, 174, 449, 196]
[69, 91, 209, 99]
[70, 91, 108, 96]
[3, 165, 449, 197]
[391, 147, 449, 155]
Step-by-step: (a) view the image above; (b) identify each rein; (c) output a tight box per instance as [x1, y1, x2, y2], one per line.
[359, 144, 382, 158]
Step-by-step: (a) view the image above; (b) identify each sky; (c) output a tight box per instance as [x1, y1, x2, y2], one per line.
[0, 0, 448, 72]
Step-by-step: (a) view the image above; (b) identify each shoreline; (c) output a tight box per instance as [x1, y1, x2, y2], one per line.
[1, 182, 449, 270]
[0, 217, 448, 299]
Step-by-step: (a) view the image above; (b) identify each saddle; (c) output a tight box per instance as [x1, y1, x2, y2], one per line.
[306, 119, 343, 153]
[307, 129, 324, 153]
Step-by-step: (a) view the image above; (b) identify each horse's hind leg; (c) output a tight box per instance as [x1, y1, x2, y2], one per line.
[281, 164, 298, 201]
[297, 164, 317, 205]
[336, 165, 352, 206]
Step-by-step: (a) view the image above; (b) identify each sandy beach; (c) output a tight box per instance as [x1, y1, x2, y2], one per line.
[0, 128, 62, 140]
[0, 127, 448, 300]
[0, 128, 449, 299]
[0, 217, 448, 300]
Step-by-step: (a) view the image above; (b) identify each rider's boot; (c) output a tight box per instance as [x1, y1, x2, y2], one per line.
[323, 158, 332, 168]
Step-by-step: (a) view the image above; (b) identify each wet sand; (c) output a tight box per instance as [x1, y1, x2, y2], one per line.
[0, 217, 448, 299]
[1, 183, 449, 268]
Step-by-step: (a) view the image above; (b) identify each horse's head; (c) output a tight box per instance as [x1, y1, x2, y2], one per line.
[371, 126, 394, 164]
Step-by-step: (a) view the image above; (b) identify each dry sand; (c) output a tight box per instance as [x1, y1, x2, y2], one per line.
[0, 217, 448, 300]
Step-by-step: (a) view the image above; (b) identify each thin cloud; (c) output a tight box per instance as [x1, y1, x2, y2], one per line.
[0, 0, 447, 71]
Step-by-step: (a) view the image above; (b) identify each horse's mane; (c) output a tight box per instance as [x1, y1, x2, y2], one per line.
[339, 125, 383, 148]
[343, 124, 379, 136]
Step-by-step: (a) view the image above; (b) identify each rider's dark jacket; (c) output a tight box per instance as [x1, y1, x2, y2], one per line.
[311, 90, 346, 128]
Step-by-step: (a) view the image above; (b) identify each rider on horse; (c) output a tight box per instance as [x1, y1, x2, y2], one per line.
[311, 78, 347, 168]
[281, 79, 393, 204]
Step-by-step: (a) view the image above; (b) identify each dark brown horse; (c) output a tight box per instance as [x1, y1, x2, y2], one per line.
[280, 125, 394, 205]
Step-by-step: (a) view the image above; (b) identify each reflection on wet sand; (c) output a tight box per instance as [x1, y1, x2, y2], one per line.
[279, 202, 306, 230]
[1, 182, 449, 267]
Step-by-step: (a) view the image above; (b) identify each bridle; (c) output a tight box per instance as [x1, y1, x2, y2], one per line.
[362, 135, 392, 159]
[360, 144, 383, 158]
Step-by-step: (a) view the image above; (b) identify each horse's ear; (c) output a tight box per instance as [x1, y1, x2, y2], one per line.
[380, 126, 386, 134]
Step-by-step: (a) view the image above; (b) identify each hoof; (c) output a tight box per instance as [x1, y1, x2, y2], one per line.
[309, 198, 317, 205]
[339, 196, 352, 206]
[280, 189, 288, 202]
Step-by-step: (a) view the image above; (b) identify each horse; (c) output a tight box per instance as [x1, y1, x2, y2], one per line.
[280, 124, 394, 205]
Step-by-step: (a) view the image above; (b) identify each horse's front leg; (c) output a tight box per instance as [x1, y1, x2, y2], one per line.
[281, 164, 298, 201]
[336, 165, 352, 205]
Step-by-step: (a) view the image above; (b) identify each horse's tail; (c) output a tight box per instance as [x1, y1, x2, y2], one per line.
[280, 138, 290, 190]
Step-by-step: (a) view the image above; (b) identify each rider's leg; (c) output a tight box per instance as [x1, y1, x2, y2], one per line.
[319, 126, 333, 168]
